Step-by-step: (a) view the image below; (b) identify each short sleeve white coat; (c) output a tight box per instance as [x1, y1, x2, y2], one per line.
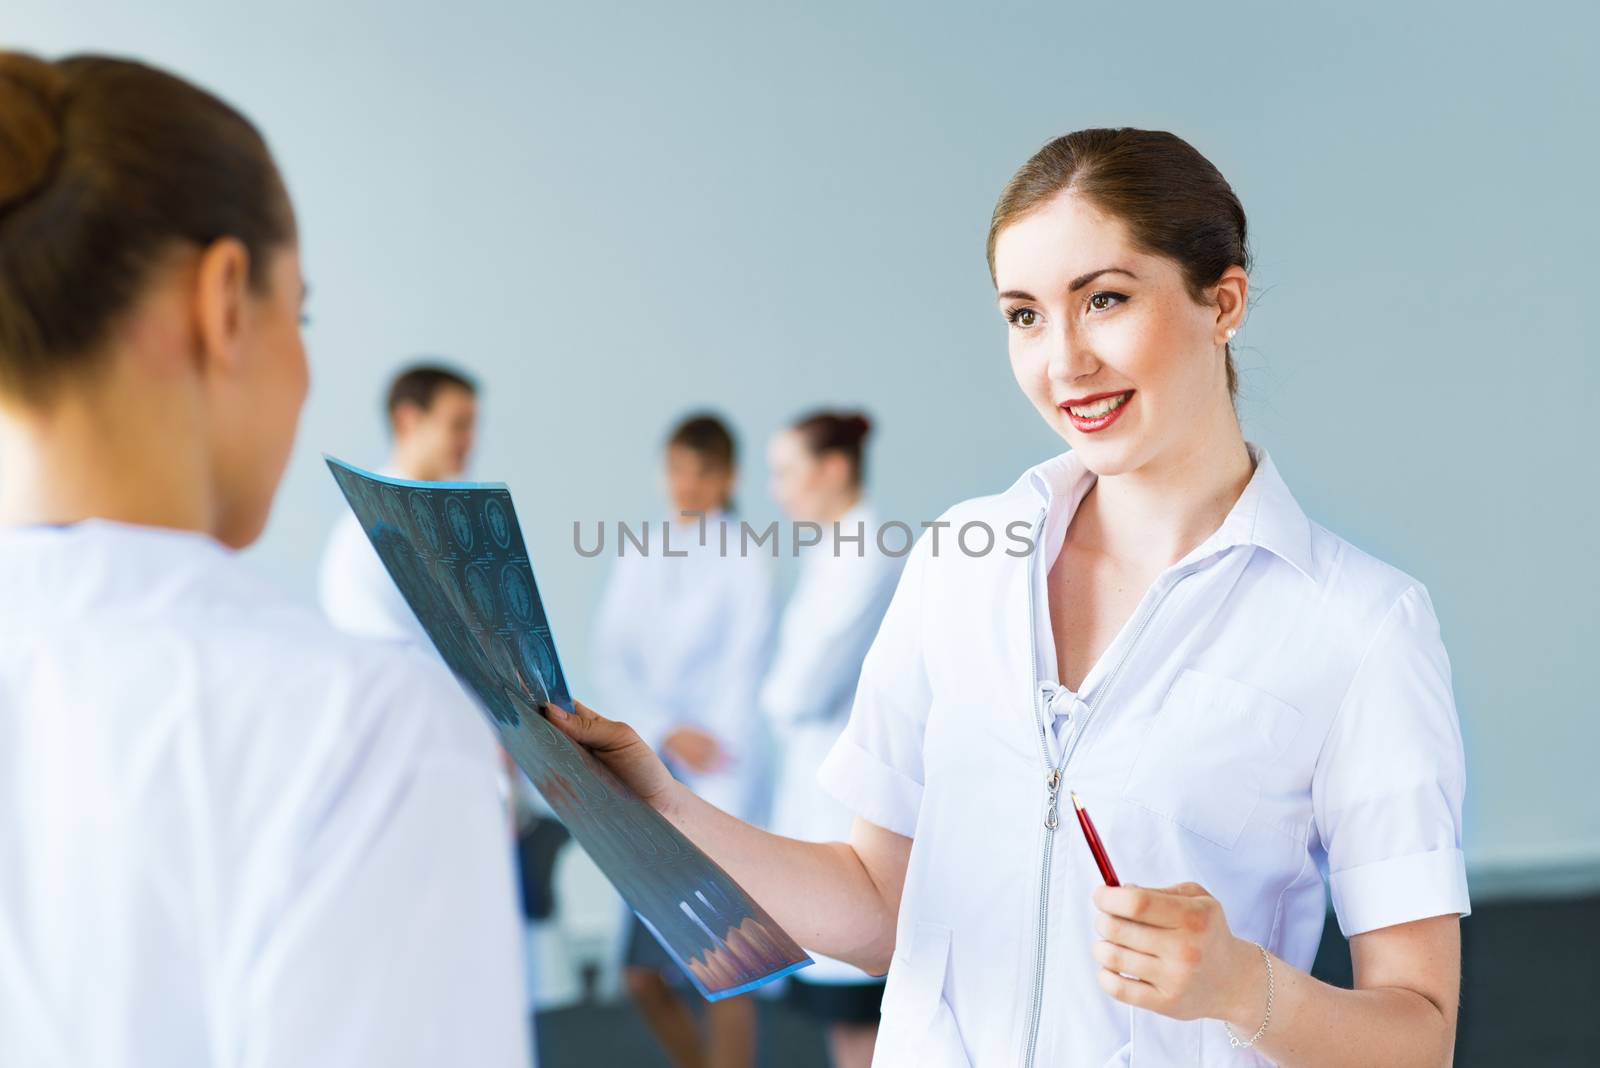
[820, 443, 1469, 1067]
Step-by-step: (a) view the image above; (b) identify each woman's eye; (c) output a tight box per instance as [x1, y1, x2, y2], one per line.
[1088, 291, 1127, 313]
[1007, 308, 1039, 328]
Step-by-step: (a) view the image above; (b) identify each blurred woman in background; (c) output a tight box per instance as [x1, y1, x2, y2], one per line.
[0, 52, 527, 1067]
[761, 411, 901, 1068]
[591, 412, 773, 1068]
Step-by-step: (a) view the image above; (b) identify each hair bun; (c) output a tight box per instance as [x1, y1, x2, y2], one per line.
[845, 412, 872, 440]
[0, 53, 66, 212]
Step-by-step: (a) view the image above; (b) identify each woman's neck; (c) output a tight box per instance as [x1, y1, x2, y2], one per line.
[0, 372, 214, 534]
[1072, 426, 1255, 570]
[813, 487, 863, 526]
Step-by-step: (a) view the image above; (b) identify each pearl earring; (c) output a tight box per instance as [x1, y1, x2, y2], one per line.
[1225, 328, 1237, 340]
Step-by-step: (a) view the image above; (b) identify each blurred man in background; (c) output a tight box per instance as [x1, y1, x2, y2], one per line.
[319, 362, 478, 640]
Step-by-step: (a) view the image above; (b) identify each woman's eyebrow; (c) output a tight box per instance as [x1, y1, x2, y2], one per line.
[1068, 266, 1138, 291]
[998, 268, 1140, 303]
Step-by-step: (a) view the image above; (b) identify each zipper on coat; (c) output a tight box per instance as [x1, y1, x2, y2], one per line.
[1021, 504, 1206, 1068]
[1021, 506, 1054, 1067]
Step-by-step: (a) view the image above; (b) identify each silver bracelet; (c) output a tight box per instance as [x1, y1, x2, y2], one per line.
[1224, 942, 1275, 1049]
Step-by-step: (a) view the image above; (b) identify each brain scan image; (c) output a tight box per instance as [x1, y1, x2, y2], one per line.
[484, 496, 512, 549]
[501, 565, 534, 623]
[517, 630, 556, 706]
[445, 496, 474, 551]
[464, 564, 496, 624]
[408, 491, 443, 555]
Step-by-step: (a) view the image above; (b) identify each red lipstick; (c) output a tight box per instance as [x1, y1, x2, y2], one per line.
[1060, 390, 1133, 434]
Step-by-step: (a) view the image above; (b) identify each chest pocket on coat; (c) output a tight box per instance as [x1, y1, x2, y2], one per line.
[1121, 669, 1302, 849]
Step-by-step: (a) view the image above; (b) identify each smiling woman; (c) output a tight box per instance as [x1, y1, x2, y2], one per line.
[550, 128, 1468, 1068]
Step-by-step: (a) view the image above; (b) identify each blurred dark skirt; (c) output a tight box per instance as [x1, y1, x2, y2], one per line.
[784, 975, 885, 1025]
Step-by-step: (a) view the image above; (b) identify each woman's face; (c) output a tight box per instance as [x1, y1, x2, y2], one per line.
[991, 191, 1244, 477]
[208, 245, 309, 547]
[664, 444, 733, 516]
[767, 429, 822, 522]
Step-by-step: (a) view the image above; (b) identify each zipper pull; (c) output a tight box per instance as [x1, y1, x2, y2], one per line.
[1045, 768, 1061, 830]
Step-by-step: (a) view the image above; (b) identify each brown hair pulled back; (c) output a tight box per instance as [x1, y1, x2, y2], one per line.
[0, 52, 294, 401]
[792, 409, 872, 487]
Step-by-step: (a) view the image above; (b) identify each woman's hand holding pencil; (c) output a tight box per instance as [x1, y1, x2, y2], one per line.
[1072, 792, 1271, 1027]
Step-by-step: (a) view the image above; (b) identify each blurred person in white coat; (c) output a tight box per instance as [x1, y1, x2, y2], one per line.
[318, 363, 478, 643]
[761, 411, 901, 1068]
[316, 364, 526, 809]
[591, 413, 774, 1068]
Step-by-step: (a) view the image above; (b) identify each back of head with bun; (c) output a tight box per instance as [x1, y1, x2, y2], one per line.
[792, 409, 874, 487]
[0, 51, 294, 402]
[0, 53, 66, 211]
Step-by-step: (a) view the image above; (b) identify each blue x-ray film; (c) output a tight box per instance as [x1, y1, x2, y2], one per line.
[325, 457, 811, 1000]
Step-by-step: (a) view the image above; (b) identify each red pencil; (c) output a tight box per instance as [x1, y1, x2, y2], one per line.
[1071, 792, 1120, 886]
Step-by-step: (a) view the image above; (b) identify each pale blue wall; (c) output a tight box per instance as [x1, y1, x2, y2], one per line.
[8, 0, 1596, 879]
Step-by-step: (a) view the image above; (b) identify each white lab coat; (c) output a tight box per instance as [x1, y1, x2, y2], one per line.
[759, 502, 901, 984]
[319, 506, 522, 790]
[592, 512, 774, 822]
[0, 521, 529, 1068]
[819, 443, 1470, 1066]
